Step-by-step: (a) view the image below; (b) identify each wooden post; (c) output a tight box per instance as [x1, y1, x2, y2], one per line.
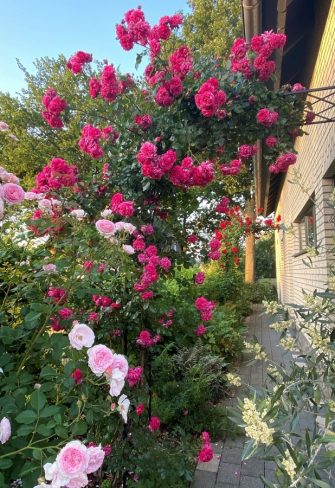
[245, 197, 255, 283]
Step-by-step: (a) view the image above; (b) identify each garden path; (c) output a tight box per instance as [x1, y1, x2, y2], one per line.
[192, 304, 313, 488]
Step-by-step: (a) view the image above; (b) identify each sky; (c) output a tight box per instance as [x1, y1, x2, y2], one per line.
[0, 0, 190, 95]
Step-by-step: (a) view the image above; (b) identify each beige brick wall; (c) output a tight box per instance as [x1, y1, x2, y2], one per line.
[275, 1, 335, 305]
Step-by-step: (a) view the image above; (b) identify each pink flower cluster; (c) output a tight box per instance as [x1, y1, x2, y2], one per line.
[195, 324, 207, 336]
[66, 51, 92, 74]
[197, 431, 214, 463]
[265, 135, 278, 148]
[238, 144, 258, 159]
[136, 330, 160, 348]
[169, 157, 215, 188]
[137, 141, 177, 180]
[116, 7, 182, 54]
[127, 366, 143, 387]
[215, 196, 230, 214]
[110, 193, 135, 217]
[92, 295, 121, 309]
[89, 64, 123, 102]
[256, 108, 279, 127]
[47, 287, 66, 304]
[269, 152, 297, 173]
[41, 88, 67, 128]
[79, 124, 119, 159]
[148, 416, 161, 432]
[230, 31, 286, 81]
[195, 78, 227, 118]
[88, 344, 128, 396]
[219, 159, 242, 176]
[132, 239, 172, 299]
[195, 272, 205, 285]
[42, 440, 105, 487]
[208, 237, 221, 260]
[33, 158, 78, 193]
[134, 114, 153, 130]
[195, 297, 216, 322]
[159, 308, 174, 329]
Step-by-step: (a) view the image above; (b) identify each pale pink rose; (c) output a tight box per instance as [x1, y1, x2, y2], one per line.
[43, 263, 57, 273]
[0, 121, 9, 131]
[0, 199, 4, 220]
[108, 368, 125, 396]
[0, 417, 11, 444]
[56, 440, 89, 477]
[66, 474, 89, 488]
[101, 208, 113, 218]
[69, 323, 95, 350]
[107, 353, 128, 378]
[25, 191, 44, 200]
[87, 344, 114, 376]
[50, 198, 62, 207]
[118, 394, 130, 424]
[113, 221, 125, 232]
[123, 244, 135, 255]
[2, 172, 20, 184]
[70, 209, 86, 220]
[86, 445, 105, 474]
[95, 219, 115, 236]
[123, 223, 136, 234]
[2, 183, 25, 205]
[44, 461, 70, 486]
[38, 198, 53, 210]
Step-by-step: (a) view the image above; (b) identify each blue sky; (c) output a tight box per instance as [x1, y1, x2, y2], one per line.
[0, 0, 189, 95]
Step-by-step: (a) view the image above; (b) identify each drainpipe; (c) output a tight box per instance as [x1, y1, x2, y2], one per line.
[242, 0, 261, 283]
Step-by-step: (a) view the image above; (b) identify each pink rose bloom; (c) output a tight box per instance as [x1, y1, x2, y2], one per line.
[141, 224, 154, 235]
[265, 135, 278, 148]
[195, 272, 205, 285]
[69, 209, 86, 220]
[86, 445, 105, 474]
[87, 344, 114, 376]
[198, 444, 214, 462]
[58, 307, 73, 319]
[43, 263, 57, 273]
[2, 172, 20, 184]
[88, 311, 99, 322]
[160, 257, 172, 271]
[2, 183, 25, 205]
[120, 222, 137, 234]
[201, 431, 211, 443]
[56, 440, 89, 477]
[106, 353, 128, 379]
[0, 417, 11, 444]
[25, 191, 44, 200]
[136, 403, 145, 416]
[69, 323, 95, 350]
[195, 324, 207, 336]
[127, 366, 143, 387]
[95, 219, 115, 236]
[71, 368, 83, 385]
[148, 416, 160, 431]
[292, 83, 305, 92]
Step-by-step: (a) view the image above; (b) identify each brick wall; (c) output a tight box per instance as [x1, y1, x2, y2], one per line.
[275, 1, 335, 305]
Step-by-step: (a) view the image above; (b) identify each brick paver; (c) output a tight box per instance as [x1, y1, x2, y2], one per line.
[192, 304, 298, 488]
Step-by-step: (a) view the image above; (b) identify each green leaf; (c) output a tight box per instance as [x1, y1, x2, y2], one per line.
[32, 449, 43, 461]
[15, 409, 37, 424]
[55, 425, 68, 439]
[40, 405, 60, 418]
[31, 390, 46, 411]
[307, 479, 331, 488]
[16, 424, 35, 436]
[241, 439, 258, 460]
[72, 420, 87, 435]
[0, 458, 13, 469]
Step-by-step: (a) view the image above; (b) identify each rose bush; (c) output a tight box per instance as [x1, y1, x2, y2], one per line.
[0, 6, 310, 487]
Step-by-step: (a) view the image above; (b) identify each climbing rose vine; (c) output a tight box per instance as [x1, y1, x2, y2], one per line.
[0, 6, 310, 487]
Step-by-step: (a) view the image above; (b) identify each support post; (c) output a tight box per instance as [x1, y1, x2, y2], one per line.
[245, 197, 255, 283]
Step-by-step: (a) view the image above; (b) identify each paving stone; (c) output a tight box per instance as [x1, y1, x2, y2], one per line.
[224, 436, 245, 449]
[264, 461, 276, 471]
[215, 483, 239, 488]
[241, 458, 265, 477]
[221, 446, 243, 464]
[239, 475, 264, 487]
[264, 469, 277, 483]
[217, 462, 241, 484]
[197, 452, 221, 473]
[192, 469, 217, 488]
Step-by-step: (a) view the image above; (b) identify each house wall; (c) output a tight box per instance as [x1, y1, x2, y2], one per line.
[275, 2, 335, 305]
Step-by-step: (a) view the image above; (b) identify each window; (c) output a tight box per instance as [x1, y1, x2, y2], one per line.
[298, 204, 317, 250]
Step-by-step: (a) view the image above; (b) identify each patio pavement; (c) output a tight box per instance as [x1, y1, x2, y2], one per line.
[192, 304, 314, 488]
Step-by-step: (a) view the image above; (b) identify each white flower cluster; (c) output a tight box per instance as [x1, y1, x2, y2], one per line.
[226, 373, 242, 387]
[270, 319, 294, 332]
[280, 335, 296, 352]
[244, 341, 267, 360]
[242, 398, 274, 446]
[262, 300, 285, 315]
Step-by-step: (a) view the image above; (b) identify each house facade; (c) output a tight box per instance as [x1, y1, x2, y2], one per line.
[243, 0, 335, 305]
